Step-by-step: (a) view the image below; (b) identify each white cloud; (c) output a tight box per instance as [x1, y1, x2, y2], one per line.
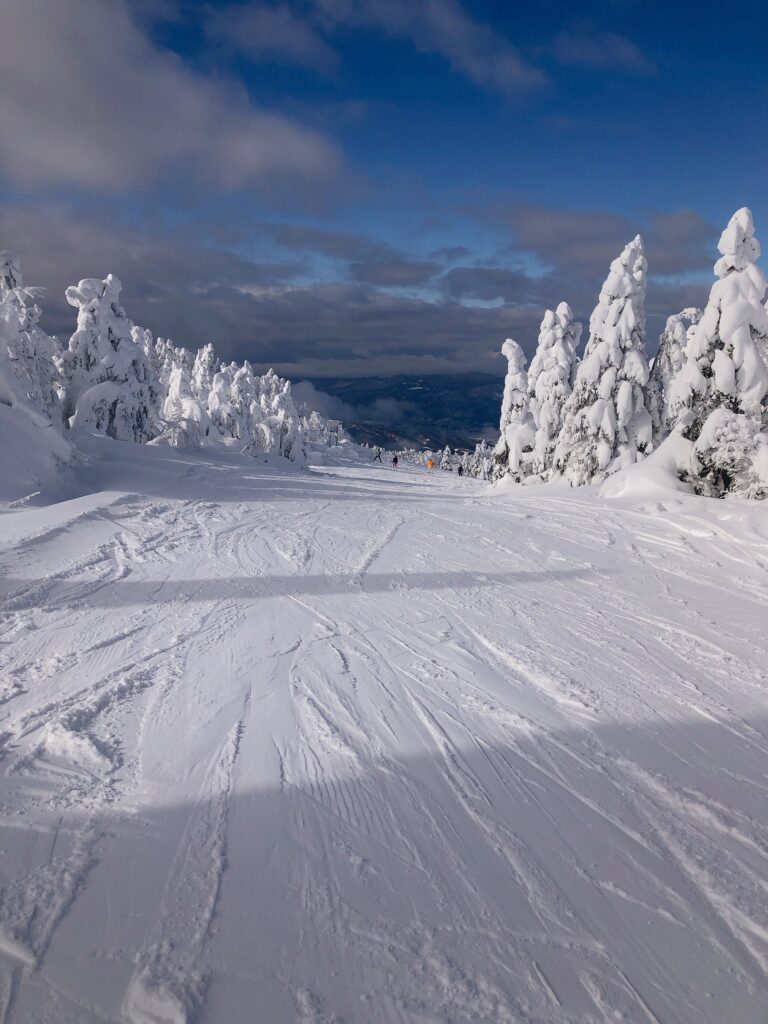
[208, 4, 339, 71]
[552, 29, 655, 73]
[313, 0, 546, 95]
[0, 0, 339, 190]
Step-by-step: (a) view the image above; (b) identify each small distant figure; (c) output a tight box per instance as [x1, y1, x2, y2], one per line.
[391, 455, 399, 468]
[426, 458, 435, 471]
[372, 447, 383, 463]
[457, 465, 464, 477]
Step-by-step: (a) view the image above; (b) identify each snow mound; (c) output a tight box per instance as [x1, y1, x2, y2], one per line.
[600, 430, 694, 501]
[0, 380, 72, 503]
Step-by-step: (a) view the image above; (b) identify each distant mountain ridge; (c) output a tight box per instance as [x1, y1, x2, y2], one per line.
[301, 373, 504, 451]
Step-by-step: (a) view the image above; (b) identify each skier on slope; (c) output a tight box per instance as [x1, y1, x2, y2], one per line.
[457, 464, 464, 477]
[426, 457, 435, 470]
[391, 455, 398, 468]
[372, 447, 383, 463]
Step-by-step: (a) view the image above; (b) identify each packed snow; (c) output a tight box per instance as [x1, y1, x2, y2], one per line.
[1, 437, 767, 1023]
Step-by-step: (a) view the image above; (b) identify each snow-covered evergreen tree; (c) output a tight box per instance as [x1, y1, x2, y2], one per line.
[58, 275, 161, 443]
[668, 209, 768, 437]
[690, 407, 767, 499]
[493, 339, 534, 482]
[299, 407, 331, 444]
[156, 338, 176, 389]
[230, 361, 258, 442]
[760, 299, 768, 369]
[648, 308, 702, 441]
[0, 249, 22, 291]
[439, 445, 452, 470]
[470, 440, 493, 479]
[553, 236, 653, 485]
[666, 208, 768, 497]
[0, 251, 71, 496]
[528, 302, 581, 477]
[0, 250, 63, 423]
[131, 326, 157, 372]
[191, 343, 218, 404]
[207, 366, 239, 438]
[258, 370, 305, 462]
[157, 364, 213, 448]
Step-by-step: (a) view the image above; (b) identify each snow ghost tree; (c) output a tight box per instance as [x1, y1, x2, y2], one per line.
[493, 339, 535, 482]
[690, 407, 768, 499]
[58, 275, 161, 443]
[258, 370, 305, 462]
[131, 326, 157, 372]
[207, 366, 239, 438]
[667, 208, 768, 497]
[648, 308, 702, 441]
[668, 209, 768, 432]
[159, 364, 213, 448]
[528, 302, 582, 477]
[0, 251, 71, 496]
[553, 236, 653, 485]
[230, 362, 258, 443]
[0, 249, 22, 291]
[299, 408, 334, 444]
[157, 338, 176, 389]
[0, 250, 63, 423]
[191, 343, 218, 404]
[470, 440, 493, 479]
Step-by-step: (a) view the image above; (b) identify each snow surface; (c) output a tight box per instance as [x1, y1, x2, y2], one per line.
[1, 438, 767, 1023]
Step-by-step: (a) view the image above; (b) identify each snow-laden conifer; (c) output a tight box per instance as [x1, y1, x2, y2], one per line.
[648, 308, 702, 440]
[158, 364, 213, 448]
[299, 407, 334, 444]
[690, 407, 767, 498]
[553, 236, 652, 485]
[131, 326, 157, 372]
[192, 343, 218, 404]
[257, 369, 305, 462]
[493, 339, 535, 482]
[0, 251, 71, 496]
[666, 208, 768, 497]
[156, 338, 176, 388]
[668, 209, 768, 438]
[230, 361, 258, 443]
[470, 439, 493, 479]
[0, 250, 63, 423]
[58, 275, 161, 442]
[528, 302, 581, 477]
[207, 366, 239, 438]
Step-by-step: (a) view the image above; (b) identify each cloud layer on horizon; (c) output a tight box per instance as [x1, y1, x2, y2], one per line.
[0, 200, 716, 379]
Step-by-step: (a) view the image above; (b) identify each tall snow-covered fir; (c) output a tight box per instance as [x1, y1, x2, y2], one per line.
[648, 308, 702, 441]
[0, 251, 71, 499]
[58, 275, 161, 443]
[668, 209, 768, 434]
[0, 250, 63, 424]
[667, 208, 768, 497]
[528, 302, 582, 478]
[493, 338, 535, 481]
[553, 235, 653, 485]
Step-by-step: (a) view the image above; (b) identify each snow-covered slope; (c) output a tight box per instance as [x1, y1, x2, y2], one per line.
[0, 440, 767, 1023]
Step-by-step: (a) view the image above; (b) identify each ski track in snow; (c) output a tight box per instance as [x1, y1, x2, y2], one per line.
[0, 442, 766, 1022]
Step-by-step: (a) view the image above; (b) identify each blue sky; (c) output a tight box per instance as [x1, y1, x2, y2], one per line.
[1, 0, 766, 377]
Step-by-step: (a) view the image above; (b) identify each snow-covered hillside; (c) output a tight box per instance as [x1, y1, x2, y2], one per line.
[0, 439, 766, 1023]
